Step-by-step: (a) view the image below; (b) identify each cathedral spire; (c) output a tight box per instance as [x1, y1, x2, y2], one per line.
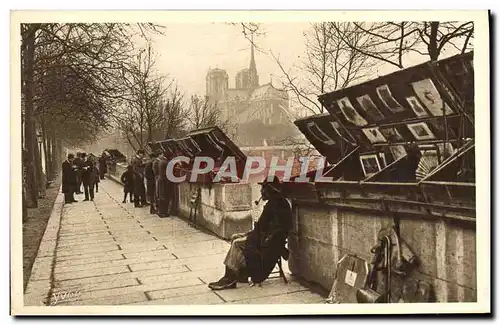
[248, 34, 259, 89]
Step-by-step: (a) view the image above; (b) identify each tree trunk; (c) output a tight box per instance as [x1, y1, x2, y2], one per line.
[46, 132, 53, 180]
[51, 129, 59, 177]
[22, 24, 39, 208]
[41, 121, 51, 181]
[34, 123, 46, 197]
[428, 22, 440, 61]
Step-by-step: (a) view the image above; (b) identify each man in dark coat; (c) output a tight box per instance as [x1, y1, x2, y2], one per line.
[157, 151, 174, 218]
[62, 153, 78, 204]
[152, 152, 161, 215]
[208, 176, 292, 290]
[73, 152, 84, 194]
[145, 152, 158, 214]
[131, 149, 148, 207]
[81, 155, 97, 201]
[99, 152, 108, 179]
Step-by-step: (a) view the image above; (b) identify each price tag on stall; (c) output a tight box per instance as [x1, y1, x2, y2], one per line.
[344, 270, 357, 287]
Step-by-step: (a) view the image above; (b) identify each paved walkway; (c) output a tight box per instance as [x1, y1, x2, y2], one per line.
[25, 179, 324, 306]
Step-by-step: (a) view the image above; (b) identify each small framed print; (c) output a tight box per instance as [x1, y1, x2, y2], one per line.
[362, 127, 387, 144]
[407, 122, 436, 141]
[356, 94, 385, 121]
[376, 84, 405, 113]
[378, 152, 387, 168]
[360, 154, 382, 177]
[337, 97, 368, 126]
[306, 122, 335, 145]
[380, 127, 404, 143]
[390, 145, 407, 160]
[406, 96, 428, 117]
[411, 78, 454, 116]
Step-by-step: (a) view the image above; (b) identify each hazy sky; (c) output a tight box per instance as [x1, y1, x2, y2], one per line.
[147, 22, 311, 96]
[142, 22, 467, 112]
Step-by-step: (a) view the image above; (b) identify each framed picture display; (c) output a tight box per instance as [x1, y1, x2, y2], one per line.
[359, 154, 382, 177]
[362, 127, 387, 144]
[330, 121, 356, 145]
[407, 122, 436, 141]
[411, 78, 454, 116]
[306, 122, 336, 145]
[389, 145, 407, 161]
[356, 94, 385, 121]
[336, 97, 368, 126]
[376, 84, 405, 113]
[406, 96, 429, 117]
[378, 152, 387, 168]
[380, 127, 404, 143]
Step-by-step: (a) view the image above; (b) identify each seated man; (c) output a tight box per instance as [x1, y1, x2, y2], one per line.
[208, 176, 292, 290]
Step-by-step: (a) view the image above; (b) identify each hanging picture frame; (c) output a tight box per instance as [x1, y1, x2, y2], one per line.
[407, 122, 436, 141]
[376, 84, 405, 113]
[389, 145, 407, 161]
[306, 122, 336, 145]
[359, 154, 382, 177]
[362, 127, 387, 144]
[406, 96, 429, 117]
[411, 78, 454, 116]
[380, 127, 404, 143]
[336, 97, 368, 126]
[378, 152, 387, 168]
[356, 94, 385, 121]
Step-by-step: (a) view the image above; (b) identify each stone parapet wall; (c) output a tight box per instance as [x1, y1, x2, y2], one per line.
[288, 201, 476, 303]
[178, 182, 255, 240]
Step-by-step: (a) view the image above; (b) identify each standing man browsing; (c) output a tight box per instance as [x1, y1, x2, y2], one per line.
[82, 155, 97, 201]
[62, 153, 78, 204]
[145, 152, 158, 214]
[131, 149, 148, 208]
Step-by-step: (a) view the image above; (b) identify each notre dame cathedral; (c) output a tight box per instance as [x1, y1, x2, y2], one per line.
[205, 42, 302, 153]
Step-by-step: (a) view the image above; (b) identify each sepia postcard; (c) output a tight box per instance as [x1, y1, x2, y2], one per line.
[10, 10, 490, 315]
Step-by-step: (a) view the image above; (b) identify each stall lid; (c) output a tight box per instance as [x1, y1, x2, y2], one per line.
[187, 126, 247, 180]
[188, 126, 246, 161]
[294, 113, 357, 165]
[317, 52, 474, 154]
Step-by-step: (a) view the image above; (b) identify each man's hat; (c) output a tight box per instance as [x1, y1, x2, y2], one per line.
[258, 176, 282, 193]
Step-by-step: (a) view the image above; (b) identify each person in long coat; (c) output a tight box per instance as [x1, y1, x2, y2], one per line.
[208, 176, 292, 290]
[145, 152, 158, 214]
[73, 152, 84, 194]
[131, 149, 148, 207]
[157, 151, 174, 218]
[152, 152, 161, 215]
[81, 155, 98, 201]
[62, 153, 78, 204]
[98, 152, 108, 179]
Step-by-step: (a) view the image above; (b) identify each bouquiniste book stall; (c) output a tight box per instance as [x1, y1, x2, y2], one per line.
[289, 51, 474, 221]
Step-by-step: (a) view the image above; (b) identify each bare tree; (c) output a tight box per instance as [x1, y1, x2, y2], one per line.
[189, 95, 221, 130]
[273, 22, 374, 116]
[333, 21, 474, 69]
[159, 85, 190, 140]
[21, 23, 163, 210]
[115, 43, 172, 150]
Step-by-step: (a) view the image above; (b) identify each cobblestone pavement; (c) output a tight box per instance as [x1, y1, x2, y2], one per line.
[25, 179, 325, 306]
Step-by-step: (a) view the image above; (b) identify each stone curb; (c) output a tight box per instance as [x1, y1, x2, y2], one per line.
[23, 186, 64, 306]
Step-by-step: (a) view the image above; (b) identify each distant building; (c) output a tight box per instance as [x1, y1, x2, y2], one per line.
[205, 40, 304, 163]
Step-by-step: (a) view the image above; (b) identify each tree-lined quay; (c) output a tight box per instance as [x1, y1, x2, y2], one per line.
[20, 18, 479, 310]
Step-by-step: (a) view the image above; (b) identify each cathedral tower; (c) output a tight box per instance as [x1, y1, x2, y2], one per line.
[206, 68, 229, 103]
[248, 36, 259, 89]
